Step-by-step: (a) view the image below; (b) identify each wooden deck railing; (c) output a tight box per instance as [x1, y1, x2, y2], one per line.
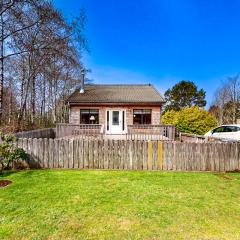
[127, 124, 175, 141]
[56, 123, 176, 140]
[56, 123, 103, 139]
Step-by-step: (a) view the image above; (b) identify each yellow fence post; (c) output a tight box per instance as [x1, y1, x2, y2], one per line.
[148, 140, 153, 170]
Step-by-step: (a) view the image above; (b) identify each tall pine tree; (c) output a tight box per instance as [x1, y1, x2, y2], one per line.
[164, 80, 206, 112]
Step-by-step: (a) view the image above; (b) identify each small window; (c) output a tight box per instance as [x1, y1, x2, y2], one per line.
[107, 111, 109, 131]
[80, 109, 99, 124]
[133, 109, 151, 124]
[112, 111, 119, 125]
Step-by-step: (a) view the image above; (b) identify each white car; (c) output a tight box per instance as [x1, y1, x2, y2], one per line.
[204, 124, 240, 141]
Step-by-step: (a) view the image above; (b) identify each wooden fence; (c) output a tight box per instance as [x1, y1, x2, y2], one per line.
[15, 128, 56, 139]
[180, 132, 206, 143]
[16, 138, 240, 172]
[179, 132, 239, 143]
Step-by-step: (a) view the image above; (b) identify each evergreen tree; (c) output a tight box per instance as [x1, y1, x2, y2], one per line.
[164, 81, 206, 111]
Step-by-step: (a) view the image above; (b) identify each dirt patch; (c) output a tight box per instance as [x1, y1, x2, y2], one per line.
[226, 169, 240, 173]
[118, 217, 138, 230]
[218, 175, 235, 180]
[0, 180, 12, 188]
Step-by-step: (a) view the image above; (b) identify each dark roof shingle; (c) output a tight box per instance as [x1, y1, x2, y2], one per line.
[67, 84, 164, 104]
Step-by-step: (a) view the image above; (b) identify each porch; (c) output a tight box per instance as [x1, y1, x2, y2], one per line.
[56, 123, 176, 141]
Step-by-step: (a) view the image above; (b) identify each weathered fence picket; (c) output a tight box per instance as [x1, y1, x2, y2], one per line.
[15, 138, 240, 172]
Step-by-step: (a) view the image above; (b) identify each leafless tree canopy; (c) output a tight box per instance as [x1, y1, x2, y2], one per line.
[211, 75, 240, 124]
[0, 0, 87, 131]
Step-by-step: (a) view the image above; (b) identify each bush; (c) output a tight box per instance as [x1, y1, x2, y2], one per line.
[162, 106, 217, 135]
[162, 110, 180, 125]
[0, 132, 28, 174]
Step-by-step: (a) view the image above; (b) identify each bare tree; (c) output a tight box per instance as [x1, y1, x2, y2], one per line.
[0, 0, 46, 121]
[212, 75, 240, 124]
[0, 1, 88, 130]
[227, 75, 240, 123]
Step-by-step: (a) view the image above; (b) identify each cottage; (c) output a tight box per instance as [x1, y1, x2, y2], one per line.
[66, 84, 165, 135]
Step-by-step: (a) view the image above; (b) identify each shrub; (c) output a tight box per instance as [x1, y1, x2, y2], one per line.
[162, 106, 217, 135]
[162, 110, 180, 125]
[0, 132, 28, 174]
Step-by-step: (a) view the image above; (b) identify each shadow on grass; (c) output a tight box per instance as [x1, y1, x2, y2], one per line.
[0, 170, 19, 178]
[0, 169, 53, 182]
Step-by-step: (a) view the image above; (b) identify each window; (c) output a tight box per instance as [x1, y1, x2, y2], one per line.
[122, 110, 125, 131]
[107, 110, 109, 130]
[80, 109, 99, 124]
[224, 126, 240, 132]
[133, 109, 151, 124]
[112, 111, 119, 125]
[213, 126, 240, 134]
[212, 127, 225, 133]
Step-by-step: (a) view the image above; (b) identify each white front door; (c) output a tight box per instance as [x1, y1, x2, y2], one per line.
[106, 109, 126, 134]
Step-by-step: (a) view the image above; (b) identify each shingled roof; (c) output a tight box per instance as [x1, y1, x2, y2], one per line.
[66, 84, 164, 104]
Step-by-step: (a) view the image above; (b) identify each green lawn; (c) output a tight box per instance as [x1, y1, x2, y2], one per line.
[0, 170, 240, 240]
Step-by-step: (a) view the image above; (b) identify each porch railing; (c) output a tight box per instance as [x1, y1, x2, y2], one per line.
[56, 123, 176, 141]
[56, 123, 103, 139]
[127, 124, 176, 141]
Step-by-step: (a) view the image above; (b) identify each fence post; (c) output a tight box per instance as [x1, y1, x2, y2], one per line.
[148, 140, 153, 170]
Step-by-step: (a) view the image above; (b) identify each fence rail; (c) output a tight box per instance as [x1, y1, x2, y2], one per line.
[16, 138, 240, 172]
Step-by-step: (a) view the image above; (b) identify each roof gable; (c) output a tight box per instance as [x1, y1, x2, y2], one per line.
[67, 84, 164, 104]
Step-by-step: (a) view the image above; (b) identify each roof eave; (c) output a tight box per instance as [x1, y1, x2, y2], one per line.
[67, 101, 164, 106]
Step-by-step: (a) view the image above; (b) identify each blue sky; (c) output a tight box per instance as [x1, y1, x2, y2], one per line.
[53, 0, 240, 107]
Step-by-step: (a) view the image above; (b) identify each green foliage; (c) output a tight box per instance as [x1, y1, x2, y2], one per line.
[0, 132, 28, 173]
[164, 80, 207, 111]
[162, 106, 217, 135]
[161, 110, 180, 125]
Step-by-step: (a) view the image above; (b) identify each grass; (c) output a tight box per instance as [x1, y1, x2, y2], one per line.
[0, 170, 240, 240]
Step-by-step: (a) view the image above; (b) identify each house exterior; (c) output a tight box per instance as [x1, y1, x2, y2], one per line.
[66, 84, 165, 135]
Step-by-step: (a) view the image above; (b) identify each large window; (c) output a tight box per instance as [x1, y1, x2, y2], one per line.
[80, 109, 99, 124]
[133, 109, 151, 124]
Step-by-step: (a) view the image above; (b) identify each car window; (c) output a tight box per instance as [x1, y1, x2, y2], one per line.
[224, 126, 234, 132]
[224, 126, 240, 132]
[213, 127, 225, 133]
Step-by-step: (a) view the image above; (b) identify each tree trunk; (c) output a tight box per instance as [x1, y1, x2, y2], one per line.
[0, 14, 4, 124]
[31, 75, 36, 125]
